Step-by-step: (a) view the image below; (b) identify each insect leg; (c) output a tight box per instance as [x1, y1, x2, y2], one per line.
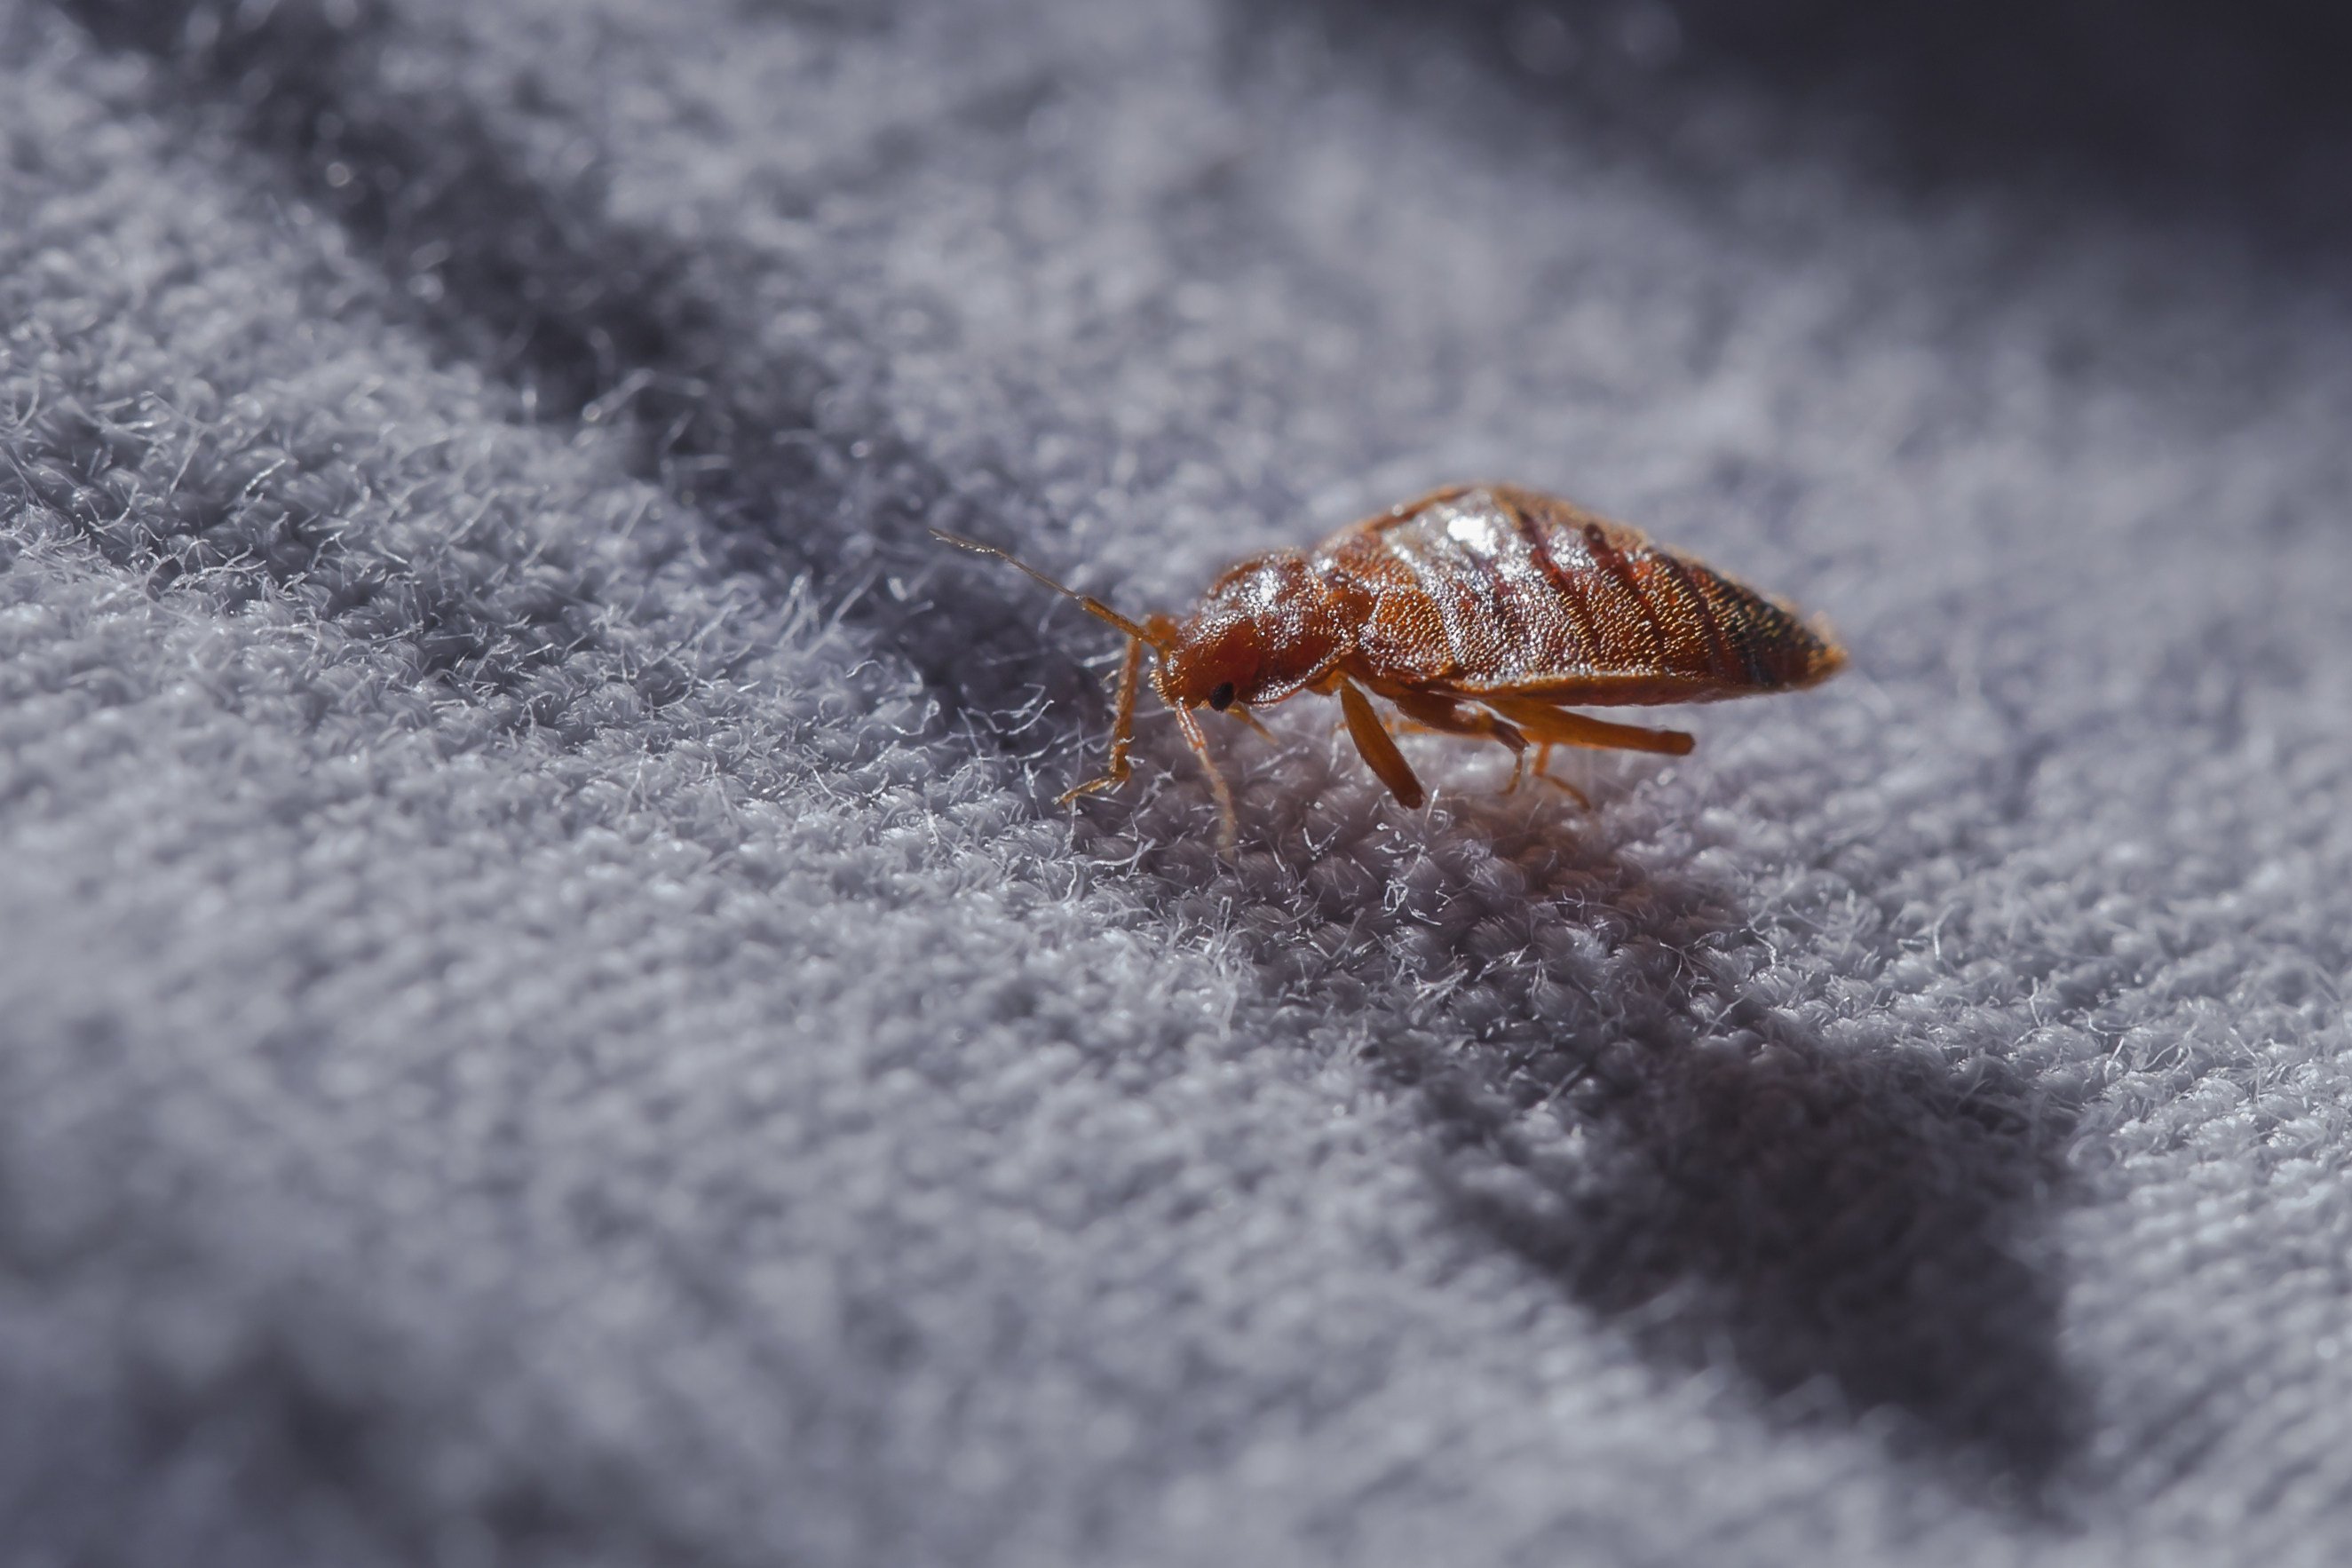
[1517, 741, 1592, 807]
[1337, 682, 1427, 812]
[1386, 691, 1596, 804]
[1170, 701, 1241, 852]
[1485, 696, 1695, 756]
[1384, 689, 1526, 751]
[1462, 731, 1594, 806]
[1057, 633, 1144, 805]
[1227, 705, 1279, 743]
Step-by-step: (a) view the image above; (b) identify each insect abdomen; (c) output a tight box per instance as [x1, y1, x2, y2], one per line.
[1314, 485, 1841, 702]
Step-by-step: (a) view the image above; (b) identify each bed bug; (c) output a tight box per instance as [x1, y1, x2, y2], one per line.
[936, 482, 1844, 850]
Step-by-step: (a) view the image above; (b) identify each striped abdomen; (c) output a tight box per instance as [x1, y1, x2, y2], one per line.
[1312, 484, 1844, 705]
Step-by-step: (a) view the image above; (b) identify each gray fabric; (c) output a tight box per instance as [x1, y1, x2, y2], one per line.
[5, 0, 2351, 1562]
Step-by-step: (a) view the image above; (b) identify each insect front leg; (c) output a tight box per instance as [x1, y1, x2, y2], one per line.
[1057, 633, 1145, 805]
[1169, 701, 1241, 852]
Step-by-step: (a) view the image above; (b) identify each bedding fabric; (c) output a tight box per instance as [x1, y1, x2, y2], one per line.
[6, 0, 2352, 1563]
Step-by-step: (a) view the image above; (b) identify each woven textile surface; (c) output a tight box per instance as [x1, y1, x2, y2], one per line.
[6, 1, 2352, 1562]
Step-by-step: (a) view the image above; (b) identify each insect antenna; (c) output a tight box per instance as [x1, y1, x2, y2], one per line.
[930, 529, 1169, 649]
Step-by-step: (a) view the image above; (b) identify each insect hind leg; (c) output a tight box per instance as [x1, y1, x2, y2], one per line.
[1512, 742, 1591, 807]
[1375, 687, 1593, 804]
[1485, 696, 1695, 757]
[1384, 689, 1525, 754]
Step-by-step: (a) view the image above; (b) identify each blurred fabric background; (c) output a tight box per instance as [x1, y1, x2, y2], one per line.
[6, 1, 2352, 1562]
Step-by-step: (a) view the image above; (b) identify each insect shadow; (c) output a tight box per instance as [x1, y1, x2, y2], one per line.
[1428, 854, 2078, 1501]
[1108, 738, 2085, 1507]
[1425, 983, 2082, 1507]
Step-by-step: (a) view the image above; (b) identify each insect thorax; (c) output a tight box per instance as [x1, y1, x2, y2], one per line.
[1160, 550, 1359, 709]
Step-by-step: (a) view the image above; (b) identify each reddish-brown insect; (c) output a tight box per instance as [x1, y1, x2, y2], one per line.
[938, 482, 1844, 849]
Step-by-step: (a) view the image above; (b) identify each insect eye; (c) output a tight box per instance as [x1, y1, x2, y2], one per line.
[1208, 682, 1237, 712]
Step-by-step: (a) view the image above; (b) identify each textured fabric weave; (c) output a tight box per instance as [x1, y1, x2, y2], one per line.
[6, 1, 2352, 1563]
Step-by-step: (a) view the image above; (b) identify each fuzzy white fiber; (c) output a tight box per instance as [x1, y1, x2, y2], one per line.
[6, 0, 2352, 1562]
